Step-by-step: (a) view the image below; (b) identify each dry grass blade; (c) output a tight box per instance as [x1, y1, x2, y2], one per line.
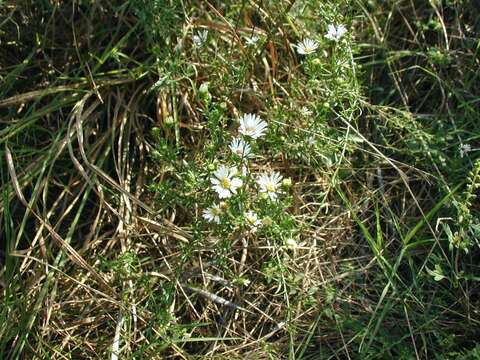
[5, 144, 117, 297]
[0, 78, 135, 108]
[185, 285, 251, 313]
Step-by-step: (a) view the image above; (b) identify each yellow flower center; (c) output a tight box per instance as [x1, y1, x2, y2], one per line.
[266, 182, 276, 192]
[220, 178, 231, 189]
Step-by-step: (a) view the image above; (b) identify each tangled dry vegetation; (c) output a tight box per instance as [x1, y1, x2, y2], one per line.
[1, 0, 479, 359]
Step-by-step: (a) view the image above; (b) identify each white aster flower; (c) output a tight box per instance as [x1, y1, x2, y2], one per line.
[325, 24, 347, 42]
[211, 165, 243, 198]
[202, 204, 222, 223]
[239, 113, 268, 139]
[193, 30, 208, 47]
[306, 135, 317, 146]
[199, 82, 209, 94]
[459, 143, 472, 158]
[294, 38, 319, 55]
[245, 34, 259, 46]
[245, 210, 261, 230]
[300, 106, 313, 116]
[229, 138, 253, 158]
[257, 172, 283, 201]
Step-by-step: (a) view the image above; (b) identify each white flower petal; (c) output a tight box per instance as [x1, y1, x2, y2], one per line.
[231, 178, 243, 189]
[325, 24, 347, 41]
[239, 113, 268, 139]
[217, 188, 232, 198]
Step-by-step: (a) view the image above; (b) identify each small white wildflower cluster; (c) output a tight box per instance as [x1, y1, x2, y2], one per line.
[300, 106, 313, 117]
[325, 24, 347, 42]
[294, 23, 348, 56]
[459, 143, 472, 158]
[227, 113, 267, 162]
[244, 34, 259, 46]
[202, 113, 287, 229]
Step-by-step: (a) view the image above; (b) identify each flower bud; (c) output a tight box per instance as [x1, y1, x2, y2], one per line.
[199, 82, 209, 94]
[219, 201, 228, 209]
[260, 192, 269, 200]
[262, 216, 273, 226]
[282, 178, 292, 188]
[286, 238, 298, 250]
[164, 115, 175, 126]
